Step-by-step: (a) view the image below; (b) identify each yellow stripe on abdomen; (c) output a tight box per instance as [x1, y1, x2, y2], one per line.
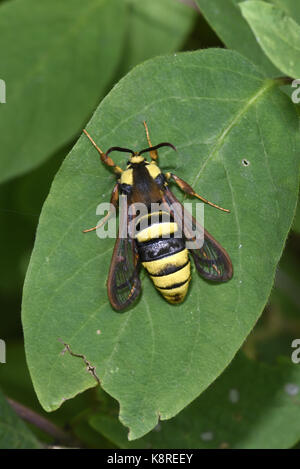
[143, 248, 191, 304]
[142, 249, 188, 276]
[157, 278, 190, 304]
[150, 262, 190, 289]
[136, 222, 177, 243]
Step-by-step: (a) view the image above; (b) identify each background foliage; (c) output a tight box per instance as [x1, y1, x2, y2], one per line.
[0, 0, 299, 449]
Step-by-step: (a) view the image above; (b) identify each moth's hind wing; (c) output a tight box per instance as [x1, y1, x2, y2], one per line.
[189, 229, 233, 281]
[163, 186, 233, 282]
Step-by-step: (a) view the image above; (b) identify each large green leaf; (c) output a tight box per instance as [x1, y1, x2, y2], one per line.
[0, 0, 126, 184]
[90, 353, 300, 449]
[0, 389, 41, 449]
[195, 0, 280, 76]
[240, 1, 300, 79]
[22, 49, 299, 440]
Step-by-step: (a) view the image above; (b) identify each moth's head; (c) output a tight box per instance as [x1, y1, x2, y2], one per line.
[106, 148, 146, 168]
[106, 142, 176, 168]
[128, 153, 146, 165]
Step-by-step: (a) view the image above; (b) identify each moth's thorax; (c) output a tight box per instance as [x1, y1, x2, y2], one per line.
[120, 160, 162, 187]
[120, 167, 133, 186]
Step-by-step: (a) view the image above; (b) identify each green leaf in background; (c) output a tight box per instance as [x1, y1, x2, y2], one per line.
[272, 236, 300, 322]
[0, 0, 126, 184]
[0, 389, 41, 449]
[120, 0, 196, 73]
[293, 199, 300, 233]
[243, 237, 300, 366]
[22, 49, 299, 440]
[240, 1, 300, 79]
[195, 0, 280, 76]
[267, 0, 300, 25]
[90, 353, 300, 449]
[0, 144, 69, 297]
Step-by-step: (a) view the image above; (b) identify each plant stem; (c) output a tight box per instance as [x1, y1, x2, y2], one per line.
[274, 76, 294, 85]
[7, 398, 78, 447]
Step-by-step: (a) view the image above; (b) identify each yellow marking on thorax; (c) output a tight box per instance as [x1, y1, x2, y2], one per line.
[150, 262, 190, 289]
[142, 249, 189, 275]
[146, 163, 161, 179]
[120, 168, 133, 186]
[135, 222, 178, 243]
[130, 155, 144, 164]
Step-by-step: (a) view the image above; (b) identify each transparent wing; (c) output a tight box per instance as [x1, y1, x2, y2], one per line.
[107, 197, 141, 310]
[163, 186, 233, 282]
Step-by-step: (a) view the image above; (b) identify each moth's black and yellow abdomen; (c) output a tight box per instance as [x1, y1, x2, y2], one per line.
[135, 210, 191, 304]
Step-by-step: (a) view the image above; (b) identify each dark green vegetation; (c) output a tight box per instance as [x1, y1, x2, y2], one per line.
[0, 0, 299, 449]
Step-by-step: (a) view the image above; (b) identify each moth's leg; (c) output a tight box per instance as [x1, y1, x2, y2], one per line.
[166, 173, 230, 213]
[143, 121, 159, 162]
[83, 129, 123, 176]
[83, 183, 119, 233]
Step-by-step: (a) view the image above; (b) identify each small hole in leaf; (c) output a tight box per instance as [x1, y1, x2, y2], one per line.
[242, 159, 250, 167]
